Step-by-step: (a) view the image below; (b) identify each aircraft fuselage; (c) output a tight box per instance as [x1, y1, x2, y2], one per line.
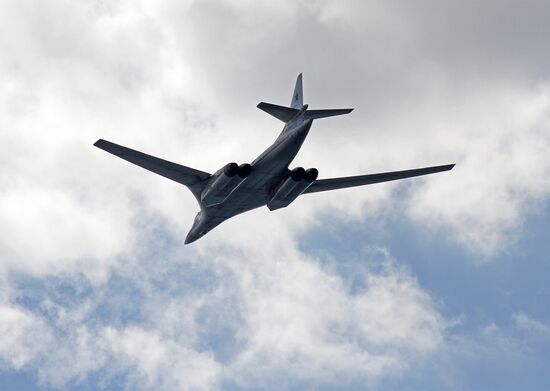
[185, 110, 313, 243]
[94, 73, 454, 245]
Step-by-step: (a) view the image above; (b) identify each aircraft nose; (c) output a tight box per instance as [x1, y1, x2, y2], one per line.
[184, 231, 199, 244]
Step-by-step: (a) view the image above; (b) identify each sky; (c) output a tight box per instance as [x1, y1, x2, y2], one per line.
[1, 0, 550, 390]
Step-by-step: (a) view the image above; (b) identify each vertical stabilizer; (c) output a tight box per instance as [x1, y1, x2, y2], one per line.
[290, 73, 303, 109]
[258, 73, 353, 122]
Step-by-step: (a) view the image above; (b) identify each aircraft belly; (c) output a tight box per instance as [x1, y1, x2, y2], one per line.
[206, 176, 270, 218]
[204, 157, 291, 222]
[253, 129, 307, 172]
[202, 121, 311, 227]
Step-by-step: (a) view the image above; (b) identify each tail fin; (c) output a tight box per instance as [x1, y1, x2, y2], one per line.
[257, 73, 353, 122]
[290, 73, 303, 109]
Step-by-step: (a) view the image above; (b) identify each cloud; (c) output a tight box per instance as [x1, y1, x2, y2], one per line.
[0, 241, 446, 390]
[224, 247, 445, 389]
[0, 305, 52, 370]
[104, 326, 221, 391]
[397, 311, 550, 390]
[166, 0, 550, 256]
[406, 85, 550, 256]
[2, 0, 550, 275]
[514, 312, 550, 338]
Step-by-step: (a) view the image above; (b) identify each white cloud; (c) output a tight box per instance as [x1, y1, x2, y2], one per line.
[104, 326, 221, 391]
[406, 85, 550, 256]
[514, 312, 550, 337]
[0, 305, 52, 370]
[225, 248, 444, 388]
[0, 244, 446, 390]
[0, 184, 132, 277]
[1, 0, 549, 278]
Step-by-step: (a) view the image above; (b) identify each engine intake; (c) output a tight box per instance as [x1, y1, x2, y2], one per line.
[201, 162, 252, 206]
[224, 162, 239, 177]
[238, 163, 252, 178]
[290, 167, 305, 181]
[304, 168, 319, 182]
[267, 167, 318, 211]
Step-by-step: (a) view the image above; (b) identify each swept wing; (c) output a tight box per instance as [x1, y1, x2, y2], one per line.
[94, 139, 211, 199]
[303, 164, 454, 194]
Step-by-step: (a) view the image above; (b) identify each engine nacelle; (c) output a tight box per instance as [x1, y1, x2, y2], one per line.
[267, 167, 318, 211]
[201, 162, 252, 206]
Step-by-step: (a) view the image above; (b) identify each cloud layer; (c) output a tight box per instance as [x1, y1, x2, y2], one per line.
[0, 241, 446, 390]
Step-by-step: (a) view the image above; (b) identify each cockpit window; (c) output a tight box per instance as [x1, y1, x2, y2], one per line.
[192, 212, 203, 228]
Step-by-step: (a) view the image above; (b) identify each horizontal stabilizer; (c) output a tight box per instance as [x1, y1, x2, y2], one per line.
[258, 102, 353, 123]
[305, 108, 353, 120]
[303, 164, 455, 194]
[257, 102, 299, 122]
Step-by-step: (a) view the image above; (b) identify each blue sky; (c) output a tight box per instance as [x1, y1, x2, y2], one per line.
[304, 207, 550, 390]
[1, 1, 550, 390]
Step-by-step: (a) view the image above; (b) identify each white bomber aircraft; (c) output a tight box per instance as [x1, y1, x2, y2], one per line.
[95, 74, 454, 243]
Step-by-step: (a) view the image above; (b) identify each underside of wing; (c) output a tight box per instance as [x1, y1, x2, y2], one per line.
[303, 164, 455, 194]
[94, 139, 211, 199]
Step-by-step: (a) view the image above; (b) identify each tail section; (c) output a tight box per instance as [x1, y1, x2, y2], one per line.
[257, 102, 298, 122]
[257, 73, 353, 122]
[290, 73, 303, 109]
[305, 108, 353, 119]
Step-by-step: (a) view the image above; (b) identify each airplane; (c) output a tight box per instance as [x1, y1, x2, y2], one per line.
[94, 74, 454, 244]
